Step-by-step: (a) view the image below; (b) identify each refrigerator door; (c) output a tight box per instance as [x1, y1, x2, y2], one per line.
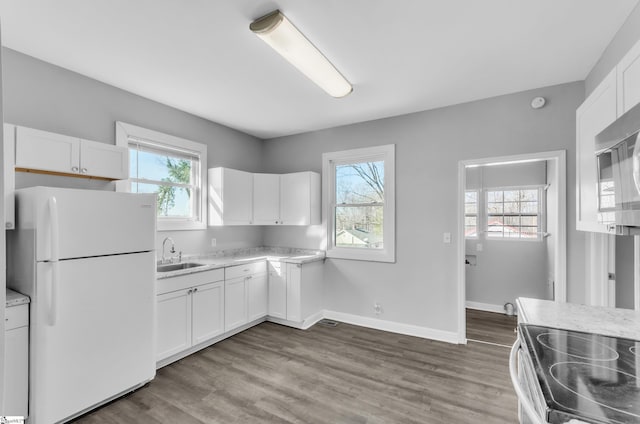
[14, 187, 156, 260]
[31, 251, 155, 424]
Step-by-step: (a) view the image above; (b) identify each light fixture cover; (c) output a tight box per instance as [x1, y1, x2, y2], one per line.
[250, 10, 352, 98]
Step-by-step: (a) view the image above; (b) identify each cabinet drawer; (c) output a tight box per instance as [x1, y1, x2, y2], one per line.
[225, 261, 266, 279]
[5, 304, 29, 330]
[157, 268, 224, 295]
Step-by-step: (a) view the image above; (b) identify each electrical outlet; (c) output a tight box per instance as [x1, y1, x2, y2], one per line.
[374, 302, 383, 315]
[476, 243, 483, 252]
[443, 232, 451, 243]
[211, 238, 217, 247]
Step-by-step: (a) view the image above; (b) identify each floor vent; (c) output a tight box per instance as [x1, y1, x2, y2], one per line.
[318, 319, 339, 327]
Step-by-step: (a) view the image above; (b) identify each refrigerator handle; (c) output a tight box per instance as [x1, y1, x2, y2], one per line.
[49, 197, 60, 262]
[48, 197, 59, 326]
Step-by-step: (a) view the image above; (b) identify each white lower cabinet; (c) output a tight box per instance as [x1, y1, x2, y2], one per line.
[268, 260, 323, 326]
[268, 261, 287, 319]
[225, 261, 267, 331]
[4, 302, 29, 417]
[156, 268, 225, 364]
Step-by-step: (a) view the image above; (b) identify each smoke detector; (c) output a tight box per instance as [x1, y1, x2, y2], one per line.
[530, 96, 546, 109]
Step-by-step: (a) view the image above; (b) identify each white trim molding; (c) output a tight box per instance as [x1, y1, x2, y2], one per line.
[322, 310, 461, 344]
[115, 121, 208, 231]
[322, 144, 396, 263]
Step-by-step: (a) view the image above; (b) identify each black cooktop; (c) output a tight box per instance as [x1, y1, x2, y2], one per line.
[519, 324, 640, 424]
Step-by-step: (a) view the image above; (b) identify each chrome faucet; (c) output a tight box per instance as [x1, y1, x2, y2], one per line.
[161, 237, 176, 264]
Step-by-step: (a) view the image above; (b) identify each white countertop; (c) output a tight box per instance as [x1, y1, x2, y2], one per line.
[156, 250, 325, 279]
[517, 297, 640, 340]
[6, 288, 30, 307]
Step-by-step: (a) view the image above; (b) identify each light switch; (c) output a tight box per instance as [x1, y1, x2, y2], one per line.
[443, 232, 451, 243]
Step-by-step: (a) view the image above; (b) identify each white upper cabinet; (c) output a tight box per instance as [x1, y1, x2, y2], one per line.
[79, 139, 128, 180]
[14, 125, 128, 180]
[576, 69, 617, 233]
[15, 126, 80, 174]
[617, 38, 640, 115]
[253, 173, 281, 225]
[208, 167, 254, 225]
[280, 172, 321, 225]
[212, 168, 320, 226]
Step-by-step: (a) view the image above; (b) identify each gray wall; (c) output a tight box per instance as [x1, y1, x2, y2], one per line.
[262, 81, 586, 333]
[465, 161, 550, 308]
[586, 3, 640, 95]
[615, 236, 635, 309]
[2, 48, 265, 257]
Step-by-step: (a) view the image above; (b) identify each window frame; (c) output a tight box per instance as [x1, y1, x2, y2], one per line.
[322, 144, 395, 263]
[115, 121, 207, 231]
[484, 186, 545, 241]
[464, 190, 479, 239]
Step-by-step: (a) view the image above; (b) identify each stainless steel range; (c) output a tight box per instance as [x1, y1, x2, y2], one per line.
[517, 324, 640, 424]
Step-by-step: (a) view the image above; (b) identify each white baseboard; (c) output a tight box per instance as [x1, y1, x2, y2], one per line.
[322, 310, 460, 344]
[466, 301, 516, 315]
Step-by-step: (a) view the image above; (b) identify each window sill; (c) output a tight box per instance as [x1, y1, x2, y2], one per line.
[326, 248, 395, 263]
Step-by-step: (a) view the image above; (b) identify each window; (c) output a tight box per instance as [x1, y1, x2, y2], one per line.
[486, 188, 541, 239]
[115, 122, 207, 231]
[465, 190, 478, 238]
[323, 145, 395, 262]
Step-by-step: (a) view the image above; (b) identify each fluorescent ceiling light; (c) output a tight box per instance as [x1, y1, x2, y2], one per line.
[250, 10, 353, 98]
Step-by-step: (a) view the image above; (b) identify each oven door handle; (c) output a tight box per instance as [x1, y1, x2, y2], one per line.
[509, 338, 547, 424]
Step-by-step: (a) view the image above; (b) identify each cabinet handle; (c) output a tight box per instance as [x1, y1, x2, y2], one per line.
[71, 166, 79, 173]
[81, 168, 88, 174]
[193, 287, 198, 292]
[187, 289, 193, 294]
[275, 221, 279, 224]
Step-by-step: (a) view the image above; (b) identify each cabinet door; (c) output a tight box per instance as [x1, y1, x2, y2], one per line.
[4, 326, 28, 416]
[280, 172, 321, 225]
[192, 281, 225, 345]
[253, 173, 281, 224]
[268, 262, 287, 319]
[80, 139, 129, 180]
[286, 264, 302, 322]
[224, 276, 247, 331]
[209, 167, 253, 225]
[617, 38, 640, 115]
[576, 69, 617, 233]
[248, 273, 268, 321]
[4, 124, 15, 230]
[15, 126, 80, 174]
[156, 289, 192, 361]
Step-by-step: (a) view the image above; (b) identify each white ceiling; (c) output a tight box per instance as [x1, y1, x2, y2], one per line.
[0, 1, 637, 139]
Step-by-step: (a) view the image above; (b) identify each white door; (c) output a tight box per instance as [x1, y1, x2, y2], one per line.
[157, 289, 192, 361]
[248, 273, 268, 321]
[32, 252, 155, 424]
[253, 173, 281, 224]
[192, 281, 224, 345]
[224, 277, 247, 331]
[268, 262, 287, 319]
[80, 139, 129, 180]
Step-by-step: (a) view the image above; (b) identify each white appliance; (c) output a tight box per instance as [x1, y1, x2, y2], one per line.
[7, 187, 156, 424]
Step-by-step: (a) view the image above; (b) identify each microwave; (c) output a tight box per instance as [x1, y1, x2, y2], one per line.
[595, 101, 640, 234]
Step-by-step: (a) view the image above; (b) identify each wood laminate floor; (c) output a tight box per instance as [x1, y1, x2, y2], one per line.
[466, 308, 518, 347]
[76, 320, 517, 424]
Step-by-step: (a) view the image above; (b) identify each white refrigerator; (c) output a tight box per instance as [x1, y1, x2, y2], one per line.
[7, 187, 157, 424]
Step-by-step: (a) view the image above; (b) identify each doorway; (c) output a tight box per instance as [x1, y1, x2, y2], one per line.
[456, 151, 567, 344]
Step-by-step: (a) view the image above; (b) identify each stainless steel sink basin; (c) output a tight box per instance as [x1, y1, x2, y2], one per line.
[156, 262, 205, 273]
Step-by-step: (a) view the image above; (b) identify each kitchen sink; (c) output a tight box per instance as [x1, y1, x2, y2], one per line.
[156, 262, 206, 273]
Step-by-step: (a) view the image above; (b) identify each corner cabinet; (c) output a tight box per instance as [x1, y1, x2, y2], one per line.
[208, 167, 254, 225]
[156, 268, 225, 364]
[267, 260, 323, 328]
[14, 125, 128, 180]
[576, 69, 617, 233]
